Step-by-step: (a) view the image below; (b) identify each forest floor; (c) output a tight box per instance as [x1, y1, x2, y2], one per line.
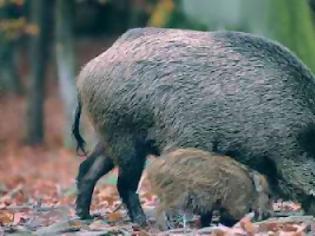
[1, 39, 315, 235]
[1, 91, 315, 236]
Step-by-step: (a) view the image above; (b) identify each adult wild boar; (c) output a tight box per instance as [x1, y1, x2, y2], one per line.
[73, 28, 315, 226]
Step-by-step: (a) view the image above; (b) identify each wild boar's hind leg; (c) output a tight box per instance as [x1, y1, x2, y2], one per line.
[76, 142, 114, 219]
[117, 147, 147, 226]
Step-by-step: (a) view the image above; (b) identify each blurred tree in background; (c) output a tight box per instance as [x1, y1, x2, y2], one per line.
[265, 0, 315, 72]
[148, 0, 207, 30]
[310, 0, 315, 12]
[26, 0, 53, 144]
[1, 0, 315, 148]
[0, 0, 25, 94]
[55, 0, 77, 147]
[181, 0, 315, 72]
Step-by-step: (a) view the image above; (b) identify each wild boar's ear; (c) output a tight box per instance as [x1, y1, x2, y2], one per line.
[250, 171, 264, 193]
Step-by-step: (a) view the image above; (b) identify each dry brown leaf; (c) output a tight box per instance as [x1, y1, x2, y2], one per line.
[212, 228, 227, 236]
[291, 232, 306, 236]
[0, 210, 14, 225]
[13, 212, 28, 225]
[278, 231, 305, 236]
[0, 203, 8, 209]
[273, 201, 301, 212]
[98, 195, 116, 207]
[282, 223, 301, 232]
[107, 211, 124, 222]
[240, 217, 256, 236]
[96, 186, 118, 200]
[132, 229, 151, 236]
[260, 222, 280, 232]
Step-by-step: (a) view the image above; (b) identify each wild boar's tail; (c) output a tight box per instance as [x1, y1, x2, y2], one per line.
[72, 95, 87, 156]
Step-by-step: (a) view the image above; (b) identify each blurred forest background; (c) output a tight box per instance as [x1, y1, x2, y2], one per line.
[1, 0, 315, 148]
[1, 0, 315, 234]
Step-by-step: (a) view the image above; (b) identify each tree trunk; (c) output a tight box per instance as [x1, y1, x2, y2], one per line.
[0, 42, 23, 94]
[55, 0, 77, 147]
[25, 0, 51, 145]
[309, 0, 315, 12]
[265, 0, 315, 72]
[0, 2, 23, 95]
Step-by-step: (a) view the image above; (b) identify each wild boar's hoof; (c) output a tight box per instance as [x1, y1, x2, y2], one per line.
[200, 212, 213, 227]
[75, 202, 93, 220]
[76, 210, 93, 220]
[127, 195, 147, 226]
[132, 213, 147, 227]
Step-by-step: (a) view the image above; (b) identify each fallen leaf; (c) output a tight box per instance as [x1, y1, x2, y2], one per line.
[13, 212, 28, 225]
[240, 216, 256, 236]
[212, 228, 226, 236]
[282, 223, 300, 232]
[98, 195, 116, 207]
[265, 222, 280, 231]
[0, 210, 14, 225]
[107, 211, 123, 222]
[132, 228, 151, 236]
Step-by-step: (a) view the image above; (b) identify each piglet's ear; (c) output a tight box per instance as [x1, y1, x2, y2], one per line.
[159, 158, 167, 165]
[151, 157, 166, 166]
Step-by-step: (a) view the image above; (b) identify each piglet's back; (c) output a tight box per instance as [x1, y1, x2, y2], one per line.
[147, 148, 258, 217]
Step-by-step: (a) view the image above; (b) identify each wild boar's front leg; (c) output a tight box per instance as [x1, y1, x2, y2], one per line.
[76, 142, 114, 219]
[200, 211, 213, 227]
[277, 158, 315, 215]
[117, 151, 147, 226]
